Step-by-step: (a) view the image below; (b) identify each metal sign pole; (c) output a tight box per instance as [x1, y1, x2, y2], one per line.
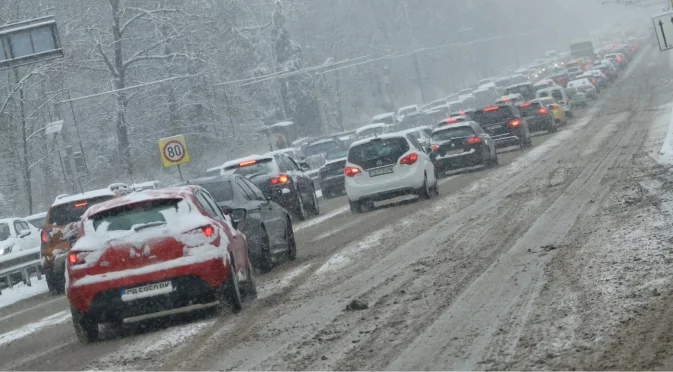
[177, 164, 184, 181]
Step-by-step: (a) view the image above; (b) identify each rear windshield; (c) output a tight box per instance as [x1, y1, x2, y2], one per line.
[304, 140, 338, 156]
[506, 85, 532, 96]
[325, 148, 349, 161]
[537, 89, 564, 102]
[48, 196, 115, 226]
[224, 158, 275, 176]
[27, 216, 46, 229]
[200, 181, 234, 202]
[518, 102, 543, 116]
[473, 106, 516, 126]
[348, 138, 409, 166]
[91, 199, 181, 232]
[432, 126, 475, 142]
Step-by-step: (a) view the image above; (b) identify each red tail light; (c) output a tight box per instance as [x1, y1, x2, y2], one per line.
[617, 56, 622, 62]
[431, 144, 439, 151]
[344, 167, 361, 177]
[239, 160, 257, 167]
[202, 225, 215, 237]
[400, 153, 419, 165]
[508, 119, 522, 128]
[519, 102, 532, 108]
[539, 108, 548, 115]
[41, 229, 50, 244]
[484, 106, 500, 112]
[271, 174, 290, 185]
[466, 136, 482, 144]
[68, 251, 89, 265]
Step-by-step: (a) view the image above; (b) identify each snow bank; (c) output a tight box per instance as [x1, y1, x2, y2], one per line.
[0, 279, 49, 309]
[658, 105, 673, 165]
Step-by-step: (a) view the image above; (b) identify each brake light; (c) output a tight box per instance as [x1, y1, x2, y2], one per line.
[271, 174, 290, 184]
[617, 56, 622, 62]
[344, 167, 361, 177]
[539, 108, 548, 115]
[444, 118, 458, 124]
[483, 106, 500, 112]
[239, 160, 257, 167]
[400, 153, 418, 165]
[68, 251, 89, 265]
[466, 136, 482, 144]
[431, 144, 439, 151]
[519, 102, 532, 108]
[202, 225, 215, 237]
[73, 201, 88, 208]
[508, 119, 522, 128]
[41, 229, 50, 244]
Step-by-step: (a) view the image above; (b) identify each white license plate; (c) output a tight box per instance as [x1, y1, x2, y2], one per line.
[121, 280, 173, 302]
[369, 166, 394, 177]
[446, 148, 464, 155]
[486, 124, 501, 131]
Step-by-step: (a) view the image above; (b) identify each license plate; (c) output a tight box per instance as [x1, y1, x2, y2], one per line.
[121, 280, 173, 302]
[446, 148, 464, 155]
[486, 124, 502, 131]
[369, 166, 394, 177]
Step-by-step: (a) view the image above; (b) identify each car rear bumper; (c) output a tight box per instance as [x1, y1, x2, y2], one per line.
[351, 187, 417, 204]
[492, 134, 522, 148]
[86, 275, 219, 322]
[526, 116, 553, 132]
[433, 149, 484, 173]
[320, 175, 345, 192]
[345, 165, 424, 202]
[68, 258, 229, 314]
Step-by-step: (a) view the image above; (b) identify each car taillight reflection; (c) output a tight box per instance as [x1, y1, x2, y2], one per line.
[539, 108, 548, 115]
[466, 136, 482, 145]
[344, 167, 361, 177]
[508, 119, 522, 128]
[41, 229, 50, 244]
[271, 174, 290, 185]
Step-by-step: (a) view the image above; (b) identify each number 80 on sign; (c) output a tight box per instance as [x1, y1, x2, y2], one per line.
[158, 135, 191, 168]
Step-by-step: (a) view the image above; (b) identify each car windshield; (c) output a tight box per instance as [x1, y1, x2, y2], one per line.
[348, 138, 409, 165]
[199, 181, 234, 202]
[506, 85, 532, 97]
[0, 223, 9, 241]
[325, 148, 349, 160]
[47, 196, 115, 226]
[223, 159, 276, 176]
[432, 126, 475, 141]
[91, 199, 181, 232]
[356, 127, 385, 139]
[304, 140, 339, 156]
[398, 107, 416, 116]
[473, 106, 516, 125]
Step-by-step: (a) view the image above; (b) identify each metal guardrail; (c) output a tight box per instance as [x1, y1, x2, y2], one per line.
[0, 247, 43, 294]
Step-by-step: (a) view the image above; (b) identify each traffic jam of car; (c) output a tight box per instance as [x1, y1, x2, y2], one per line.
[0, 36, 641, 345]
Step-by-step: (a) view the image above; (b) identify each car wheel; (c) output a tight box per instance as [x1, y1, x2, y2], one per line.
[293, 191, 307, 221]
[432, 177, 440, 196]
[419, 174, 431, 200]
[308, 189, 320, 216]
[492, 150, 499, 166]
[243, 258, 257, 300]
[349, 200, 362, 214]
[256, 230, 273, 273]
[221, 258, 243, 313]
[285, 217, 297, 261]
[71, 307, 99, 344]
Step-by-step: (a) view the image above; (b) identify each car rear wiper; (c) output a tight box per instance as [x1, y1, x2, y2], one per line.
[246, 172, 266, 180]
[132, 221, 166, 232]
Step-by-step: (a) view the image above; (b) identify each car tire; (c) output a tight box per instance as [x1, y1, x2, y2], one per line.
[285, 217, 297, 261]
[419, 174, 432, 200]
[308, 188, 320, 216]
[71, 307, 99, 344]
[221, 258, 243, 313]
[491, 150, 499, 166]
[293, 191, 308, 221]
[349, 199, 362, 214]
[47, 271, 65, 294]
[243, 258, 257, 300]
[256, 229, 273, 273]
[432, 177, 440, 196]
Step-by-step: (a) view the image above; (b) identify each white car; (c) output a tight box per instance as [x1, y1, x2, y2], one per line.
[344, 133, 438, 213]
[25, 211, 47, 230]
[0, 217, 41, 255]
[396, 105, 420, 121]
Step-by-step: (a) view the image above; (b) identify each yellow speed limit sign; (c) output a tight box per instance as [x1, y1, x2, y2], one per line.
[158, 135, 191, 168]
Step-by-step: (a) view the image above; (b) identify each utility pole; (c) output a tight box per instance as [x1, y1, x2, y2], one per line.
[413, 51, 426, 104]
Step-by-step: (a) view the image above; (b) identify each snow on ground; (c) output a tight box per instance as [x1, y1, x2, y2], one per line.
[295, 205, 349, 231]
[315, 226, 393, 275]
[0, 310, 70, 347]
[0, 279, 49, 309]
[257, 263, 312, 300]
[658, 105, 673, 166]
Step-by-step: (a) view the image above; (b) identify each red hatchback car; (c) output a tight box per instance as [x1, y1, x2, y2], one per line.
[66, 186, 256, 343]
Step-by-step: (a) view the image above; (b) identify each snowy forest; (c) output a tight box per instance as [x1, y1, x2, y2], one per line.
[0, 0, 646, 216]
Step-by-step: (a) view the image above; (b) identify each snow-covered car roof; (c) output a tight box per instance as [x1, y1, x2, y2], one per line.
[84, 185, 198, 218]
[221, 154, 266, 169]
[349, 132, 410, 148]
[533, 79, 554, 87]
[0, 217, 22, 224]
[132, 181, 160, 188]
[52, 188, 118, 207]
[372, 112, 395, 121]
[432, 122, 472, 134]
[25, 211, 47, 219]
[356, 123, 388, 134]
[397, 105, 418, 112]
[265, 147, 299, 156]
[268, 121, 294, 128]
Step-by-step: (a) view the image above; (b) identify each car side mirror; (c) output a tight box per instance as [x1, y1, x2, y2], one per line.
[19, 230, 31, 238]
[230, 208, 247, 228]
[299, 161, 310, 171]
